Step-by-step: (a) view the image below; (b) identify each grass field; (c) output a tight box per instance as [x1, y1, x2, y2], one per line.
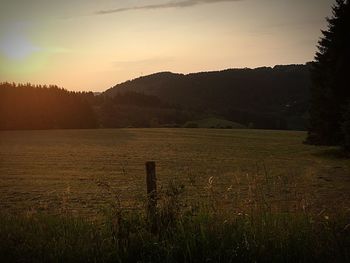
[1, 128, 350, 262]
[0, 128, 349, 217]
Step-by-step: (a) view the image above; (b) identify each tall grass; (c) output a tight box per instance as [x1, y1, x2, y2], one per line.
[1, 177, 349, 263]
[0, 209, 349, 262]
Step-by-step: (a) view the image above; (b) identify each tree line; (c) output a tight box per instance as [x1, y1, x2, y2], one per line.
[0, 83, 97, 130]
[0, 78, 308, 131]
[0, 83, 192, 130]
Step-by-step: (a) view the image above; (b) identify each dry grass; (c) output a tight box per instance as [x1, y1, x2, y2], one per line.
[0, 179, 349, 263]
[0, 128, 349, 217]
[1, 128, 350, 262]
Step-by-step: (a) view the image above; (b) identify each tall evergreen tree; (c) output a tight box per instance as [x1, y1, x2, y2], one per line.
[307, 0, 350, 146]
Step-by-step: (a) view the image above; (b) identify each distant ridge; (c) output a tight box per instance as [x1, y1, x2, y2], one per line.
[0, 65, 311, 130]
[104, 64, 311, 130]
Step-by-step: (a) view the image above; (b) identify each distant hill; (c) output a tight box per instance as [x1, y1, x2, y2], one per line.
[105, 64, 311, 130]
[184, 118, 246, 129]
[1, 64, 312, 130]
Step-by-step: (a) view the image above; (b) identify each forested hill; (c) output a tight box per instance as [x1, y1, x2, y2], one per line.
[1, 64, 311, 130]
[105, 64, 311, 130]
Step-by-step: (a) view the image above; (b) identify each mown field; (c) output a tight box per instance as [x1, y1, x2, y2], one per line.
[0, 128, 349, 217]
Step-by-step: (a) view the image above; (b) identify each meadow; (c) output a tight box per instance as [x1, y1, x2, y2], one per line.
[1, 128, 350, 262]
[1, 128, 349, 216]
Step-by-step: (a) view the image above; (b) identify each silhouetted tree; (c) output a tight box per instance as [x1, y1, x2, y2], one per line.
[307, 0, 350, 146]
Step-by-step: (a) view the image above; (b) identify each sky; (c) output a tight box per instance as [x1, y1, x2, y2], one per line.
[0, 0, 335, 92]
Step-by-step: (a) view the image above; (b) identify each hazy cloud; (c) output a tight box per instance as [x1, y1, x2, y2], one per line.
[96, 0, 243, 15]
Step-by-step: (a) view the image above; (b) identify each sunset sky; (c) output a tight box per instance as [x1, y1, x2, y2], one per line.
[0, 0, 334, 92]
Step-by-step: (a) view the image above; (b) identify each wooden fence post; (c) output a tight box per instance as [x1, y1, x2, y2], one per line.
[145, 161, 157, 230]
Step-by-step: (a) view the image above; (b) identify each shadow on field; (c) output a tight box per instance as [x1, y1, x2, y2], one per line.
[312, 148, 349, 160]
